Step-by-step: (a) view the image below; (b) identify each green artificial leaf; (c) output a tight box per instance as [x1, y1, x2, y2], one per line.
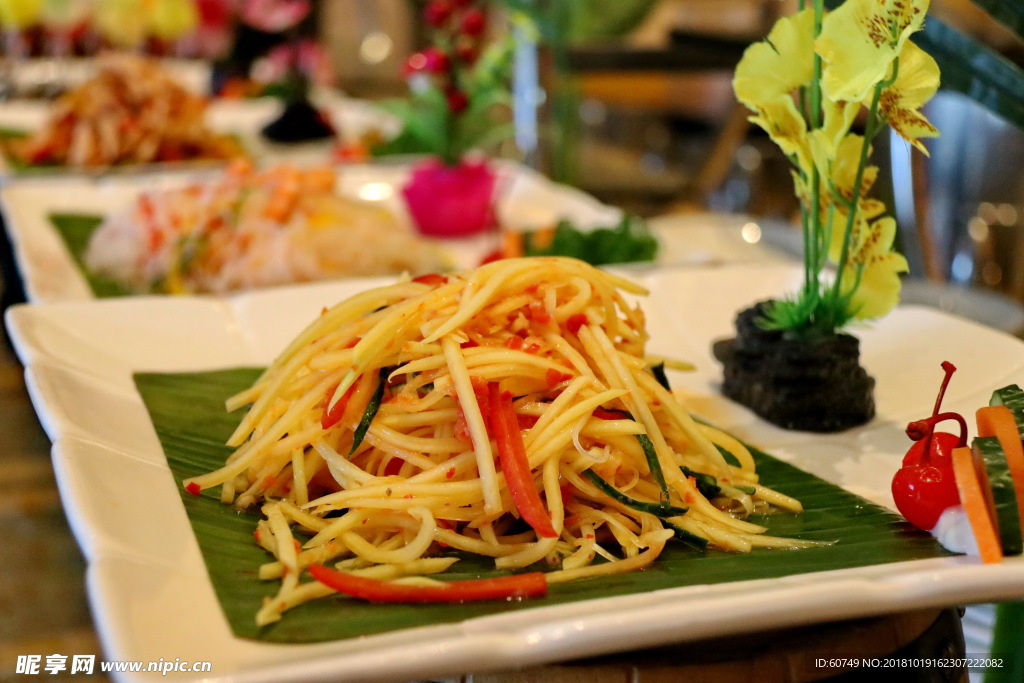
[453, 89, 513, 155]
[468, 36, 516, 93]
[371, 89, 453, 160]
[48, 213, 134, 298]
[373, 32, 514, 163]
[523, 215, 660, 266]
[135, 368, 952, 643]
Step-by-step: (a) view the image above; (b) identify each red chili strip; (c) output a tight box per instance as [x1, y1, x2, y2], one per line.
[309, 564, 548, 603]
[566, 313, 588, 335]
[321, 382, 356, 430]
[592, 408, 629, 420]
[488, 382, 558, 538]
[412, 273, 448, 286]
[545, 369, 572, 388]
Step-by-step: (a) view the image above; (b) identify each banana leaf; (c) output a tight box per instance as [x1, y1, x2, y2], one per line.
[48, 212, 132, 298]
[135, 369, 951, 644]
[0, 127, 56, 172]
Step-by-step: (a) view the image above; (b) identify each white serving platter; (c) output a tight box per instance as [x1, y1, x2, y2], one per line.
[6, 262, 1024, 682]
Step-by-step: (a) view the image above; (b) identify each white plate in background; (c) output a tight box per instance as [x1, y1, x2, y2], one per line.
[0, 160, 794, 303]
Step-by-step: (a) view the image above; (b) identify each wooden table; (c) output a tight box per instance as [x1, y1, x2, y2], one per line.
[0, 334, 106, 679]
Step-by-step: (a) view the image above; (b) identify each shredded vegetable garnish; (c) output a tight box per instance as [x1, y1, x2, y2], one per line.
[185, 257, 815, 624]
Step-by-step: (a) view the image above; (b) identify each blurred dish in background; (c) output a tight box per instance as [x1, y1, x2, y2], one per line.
[1, 160, 721, 303]
[4, 54, 242, 168]
[84, 160, 446, 294]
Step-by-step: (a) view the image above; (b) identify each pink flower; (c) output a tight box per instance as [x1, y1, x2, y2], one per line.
[424, 1, 452, 27]
[256, 39, 334, 84]
[459, 7, 486, 37]
[196, 0, 232, 28]
[240, 0, 311, 33]
[445, 87, 468, 114]
[192, 0, 234, 57]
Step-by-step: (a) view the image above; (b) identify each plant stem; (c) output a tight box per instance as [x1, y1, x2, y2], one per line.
[443, 105, 457, 166]
[826, 51, 899, 320]
[809, 2, 824, 130]
[827, 81, 883, 316]
[805, 0, 825, 323]
[800, 203, 813, 297]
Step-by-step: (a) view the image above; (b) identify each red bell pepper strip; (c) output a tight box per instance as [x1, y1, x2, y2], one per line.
[566, 313, 588, 335]
[321, 382, 356, 430]
[488, 382, 558, 538]
[320, 337, 363, 430]
[309, 564, 548, 603]
[412, 273, 448, 286]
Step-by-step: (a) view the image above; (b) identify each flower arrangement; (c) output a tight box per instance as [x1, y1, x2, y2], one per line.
[715, 0, 941, 432]
[735, 0, 940, 336]
[373, 0, 514, 238]
[375, 0, 513, 166]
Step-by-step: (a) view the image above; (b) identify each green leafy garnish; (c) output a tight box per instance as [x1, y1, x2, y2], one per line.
[522, 215, 658, 266]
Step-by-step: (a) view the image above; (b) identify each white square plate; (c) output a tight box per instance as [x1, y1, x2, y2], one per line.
[6, 262, 1024, 682]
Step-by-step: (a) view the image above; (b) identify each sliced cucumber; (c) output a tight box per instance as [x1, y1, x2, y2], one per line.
[973, 436, 1024, 556]
[990, 384, 1024, 407]
[990, 384, 1024, 439]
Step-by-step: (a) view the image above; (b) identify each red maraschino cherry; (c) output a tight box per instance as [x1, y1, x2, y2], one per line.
[891, 361, 965, 530]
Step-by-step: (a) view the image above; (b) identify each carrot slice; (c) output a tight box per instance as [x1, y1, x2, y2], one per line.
[502, 229, 524, 259]
[951, 446, 1003, 563]
[977, 405, 1024, 526]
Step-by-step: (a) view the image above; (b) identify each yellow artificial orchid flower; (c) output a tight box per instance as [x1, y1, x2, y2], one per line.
[826, 196, 886, 263]
[730, 0, 939, 335]
[147, 0, 199, 41]
[734, 9, 816, 110]
[734, 9, 817, 172]
[95, 0, 147, 47]
[841, 216, 909, 320]
[0, 0, 42, 30]
[820, 98, 861, 155]
[817, 0, 930, 103]
[827, 134, 878, 204]
[880, 40, 940, 155]
[750, 97, 813, 173]
[827, 200, 865, 262]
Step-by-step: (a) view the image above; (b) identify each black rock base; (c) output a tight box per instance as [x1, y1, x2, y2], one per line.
[712, 301, 875, 432]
